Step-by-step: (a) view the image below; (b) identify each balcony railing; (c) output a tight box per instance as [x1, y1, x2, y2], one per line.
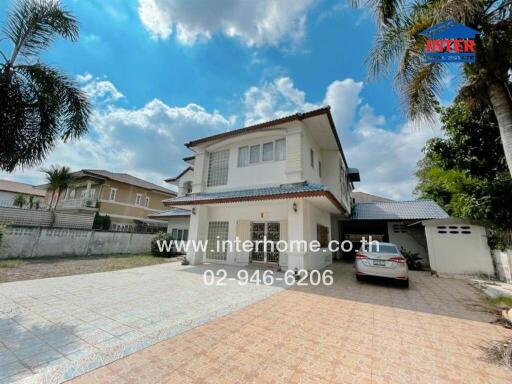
[60, 199, 98, 209]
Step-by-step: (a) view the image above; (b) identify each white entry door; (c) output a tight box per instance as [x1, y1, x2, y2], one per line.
[251, 222, 280, 264]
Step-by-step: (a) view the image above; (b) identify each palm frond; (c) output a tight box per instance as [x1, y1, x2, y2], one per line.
[5, 0, 79, 62]
[351, 0, 404, 25]
[17, 63, 91, 140]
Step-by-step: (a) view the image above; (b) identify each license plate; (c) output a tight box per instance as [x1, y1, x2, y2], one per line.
[373, 260, 386, 266]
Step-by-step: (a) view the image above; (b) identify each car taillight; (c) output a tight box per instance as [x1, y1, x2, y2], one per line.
[389, 256, 406, 264]
[355, 253, 368, 259]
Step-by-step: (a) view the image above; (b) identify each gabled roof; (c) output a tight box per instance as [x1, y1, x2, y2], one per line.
[165, 167, 193, 183]
[0, 179, 46, 197]
[163, 182, 344, 212]
[37, 169, 176, 195]
[147, 208, 191, 218]
[184, 106, 351, 169]
[352, 200, 448, 221]
[420, 20, 480, 39]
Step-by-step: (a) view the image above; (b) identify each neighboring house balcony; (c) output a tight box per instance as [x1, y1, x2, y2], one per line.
[59, 198, 99, 209]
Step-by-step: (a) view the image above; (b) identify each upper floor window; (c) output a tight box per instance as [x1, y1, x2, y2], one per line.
[250, 145, 260, 164]
[238, 139, 286, 167]
[109, 188, 117, 201]
[310, 149, 314, 168]
[145, 196, 150, 207]
[262, 142, 274, 161]
[135, 193, 142, 206]
[238, 146, 249, 167]
[207, 150, 229, 187]
[183, 181, 192, 195]
[275, 139, 285, 161]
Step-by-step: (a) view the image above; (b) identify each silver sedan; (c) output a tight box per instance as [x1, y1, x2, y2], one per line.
[355, 242, 409, 287]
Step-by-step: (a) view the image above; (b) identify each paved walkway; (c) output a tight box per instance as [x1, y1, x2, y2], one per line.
[0, 263, 286, 383]
[70, 263, 512, 383]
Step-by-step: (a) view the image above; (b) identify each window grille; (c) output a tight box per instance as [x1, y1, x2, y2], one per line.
[206, 221, 229, 260]
[207, 150, 229, 186]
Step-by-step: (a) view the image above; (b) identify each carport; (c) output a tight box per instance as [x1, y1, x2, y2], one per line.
[338, 200, 450, 269]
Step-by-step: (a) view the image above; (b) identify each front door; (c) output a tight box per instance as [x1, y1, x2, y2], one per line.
[251, 222, 280, 264]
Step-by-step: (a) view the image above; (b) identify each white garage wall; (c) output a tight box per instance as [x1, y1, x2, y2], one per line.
[424, 219, 494, 276]
[387, 222, 429, 267]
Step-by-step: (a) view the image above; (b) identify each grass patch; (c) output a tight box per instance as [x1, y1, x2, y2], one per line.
[483, 338, 512, 369]
[0, 259, 22, 268]
[484, 295, 512, 310]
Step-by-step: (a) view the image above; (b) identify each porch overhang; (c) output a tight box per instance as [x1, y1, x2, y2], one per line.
[163, 182, 346, 214]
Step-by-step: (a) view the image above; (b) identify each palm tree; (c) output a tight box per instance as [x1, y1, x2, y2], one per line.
[54, 166, 73, 208]
[357, 0, 512, 176]
[0, 0, 90, 172]
[13, 194, 27, 208]
[42, 165, 73, 209]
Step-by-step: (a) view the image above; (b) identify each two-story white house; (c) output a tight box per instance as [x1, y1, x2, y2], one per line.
[159, 107, 360, 271]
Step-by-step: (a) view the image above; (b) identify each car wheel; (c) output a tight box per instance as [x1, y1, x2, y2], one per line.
[356, 274, 364, 282]
[400, 279, 409, 288]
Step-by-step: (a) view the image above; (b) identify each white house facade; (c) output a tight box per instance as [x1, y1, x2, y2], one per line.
[162, 107, 359, 271]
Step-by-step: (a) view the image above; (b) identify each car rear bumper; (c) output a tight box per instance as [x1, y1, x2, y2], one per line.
[355, 260, 408, 280]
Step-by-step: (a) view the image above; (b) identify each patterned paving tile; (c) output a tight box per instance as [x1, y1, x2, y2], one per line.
[0, 263, 285, 383]
[67, 262, 511, 384]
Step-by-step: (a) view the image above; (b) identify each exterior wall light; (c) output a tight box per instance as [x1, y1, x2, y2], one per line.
[293, 202, 297, 212]
[192, 207, 196, 215]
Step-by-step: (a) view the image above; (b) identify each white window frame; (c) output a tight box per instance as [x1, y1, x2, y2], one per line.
[109, 188, 117, 201]
[275, 138, 286, 161]
[144, 196, 150, 207]
[135, 193, 142, 206]
[237, 146, 249, 167]
[262, 142, 274, 162]
[249, 145, 260, 164]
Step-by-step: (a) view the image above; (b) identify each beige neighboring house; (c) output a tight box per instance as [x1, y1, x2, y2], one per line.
[38, 170, 176, 231]
[0, 179, 46, 207]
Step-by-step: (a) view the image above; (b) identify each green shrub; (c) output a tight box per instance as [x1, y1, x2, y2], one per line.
[151, 232, 175, 257]
[93, 212, 112, 231]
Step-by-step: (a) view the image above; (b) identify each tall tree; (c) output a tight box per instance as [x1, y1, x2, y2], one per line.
[0, 0, 90, 172]
[42, 165, 73, 209]
[357, 0, 512, 176]
[415, 101, 512, 229]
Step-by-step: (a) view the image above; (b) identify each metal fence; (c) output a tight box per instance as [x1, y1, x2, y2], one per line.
[0, 206, 94, 229]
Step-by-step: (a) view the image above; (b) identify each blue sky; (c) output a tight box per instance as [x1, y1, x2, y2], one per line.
[0, 0, 451, 199]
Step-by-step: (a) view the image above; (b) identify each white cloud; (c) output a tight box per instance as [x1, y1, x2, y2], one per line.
[346, 105, 441, 200]
[77, 73, 124, 103]
[137, 0, 315, 47]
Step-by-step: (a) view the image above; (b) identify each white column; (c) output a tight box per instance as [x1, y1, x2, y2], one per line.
[287, 199, 308, 271]
[186, 205, 209, 264]
[64, 188, 70, 200]
[85, 181, 92, 199]
[192, 151, 207, 193]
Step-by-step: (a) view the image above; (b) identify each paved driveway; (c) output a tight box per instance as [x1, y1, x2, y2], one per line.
[70, 262, 512, 383]
[0, 263, 286, 383]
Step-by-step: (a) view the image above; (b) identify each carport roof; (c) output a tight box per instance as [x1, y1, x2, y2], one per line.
[352, 200, 449, 220]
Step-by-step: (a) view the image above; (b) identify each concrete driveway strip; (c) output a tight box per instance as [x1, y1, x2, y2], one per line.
[0, 263, 286, 383]
[68, 263, 512, 384]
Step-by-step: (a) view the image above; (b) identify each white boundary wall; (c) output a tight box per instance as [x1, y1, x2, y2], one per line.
[493, 249, 512, 283]
[0, 226, 154, 258]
